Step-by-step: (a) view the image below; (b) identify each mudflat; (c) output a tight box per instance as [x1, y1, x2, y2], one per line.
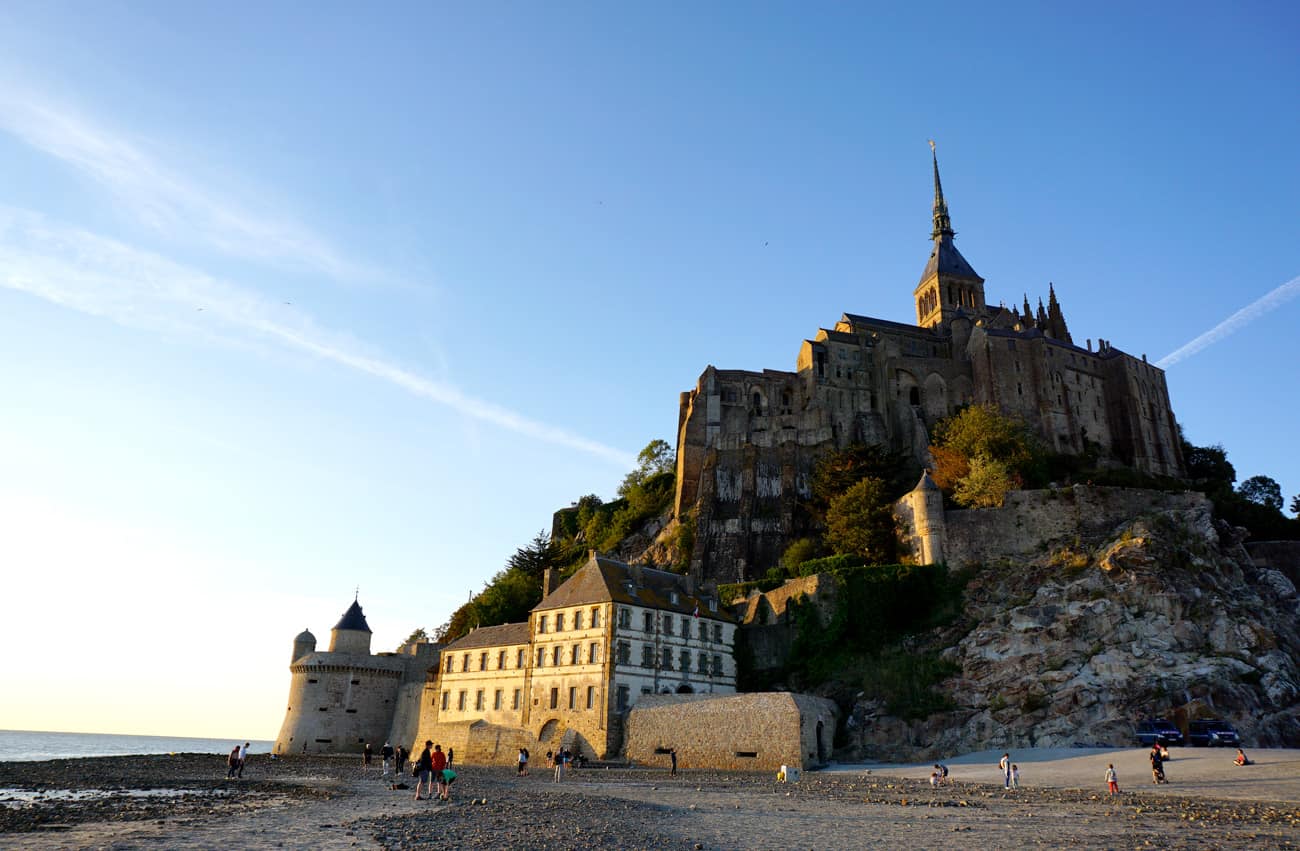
[1, 750, 1297, 849]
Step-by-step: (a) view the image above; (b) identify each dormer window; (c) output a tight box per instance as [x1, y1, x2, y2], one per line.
[669, 591, 679, 605]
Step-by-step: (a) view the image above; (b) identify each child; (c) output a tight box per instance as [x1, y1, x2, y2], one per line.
[1010, 764, 1020, 789]
[1105, 763, 1119, 796]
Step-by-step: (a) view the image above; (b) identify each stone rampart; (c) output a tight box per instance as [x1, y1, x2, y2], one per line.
[624, 692, 837, 771]
[734, 574, 839, 673]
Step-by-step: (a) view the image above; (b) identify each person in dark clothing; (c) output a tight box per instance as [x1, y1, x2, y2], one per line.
[381, 741, 395, 775]
[1150, 745, 1167, 784]
[669, 748, 678, 777]
[414, 741, 435, 800]
[363, 742, 373, 768]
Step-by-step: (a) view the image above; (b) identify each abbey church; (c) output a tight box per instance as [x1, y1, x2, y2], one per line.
[673, 148, 1184, 583]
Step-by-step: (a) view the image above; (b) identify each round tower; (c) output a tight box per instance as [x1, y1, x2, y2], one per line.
[329, 599, 373, 655]
[292, 628, 316, 663]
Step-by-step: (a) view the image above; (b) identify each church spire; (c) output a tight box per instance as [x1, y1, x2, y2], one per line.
[929, 140, 954, 241]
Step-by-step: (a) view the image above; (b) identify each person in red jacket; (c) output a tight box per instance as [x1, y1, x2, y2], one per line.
[430, 744, 448, 800]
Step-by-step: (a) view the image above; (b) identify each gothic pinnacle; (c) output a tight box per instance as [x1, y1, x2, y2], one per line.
[929, 140, 954, 241]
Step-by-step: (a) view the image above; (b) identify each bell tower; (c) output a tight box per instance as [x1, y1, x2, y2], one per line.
[914, 142, 985, 329]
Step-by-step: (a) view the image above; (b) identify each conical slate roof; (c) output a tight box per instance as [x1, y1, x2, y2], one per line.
[333, 600, 372, 633]
[295, 628, 316, 642]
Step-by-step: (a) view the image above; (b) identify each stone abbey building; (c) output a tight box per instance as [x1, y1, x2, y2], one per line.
[674, 148, 1184, 582]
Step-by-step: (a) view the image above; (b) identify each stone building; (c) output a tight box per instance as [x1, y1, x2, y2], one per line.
[674, 148, 1184, 582]
[274, 599, 439, 755]
[414, 552, 738, 762]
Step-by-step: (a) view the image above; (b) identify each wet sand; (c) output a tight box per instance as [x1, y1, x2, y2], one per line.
[2, 750, 1297, 849]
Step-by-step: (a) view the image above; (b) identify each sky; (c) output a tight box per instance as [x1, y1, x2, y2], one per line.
[0, 2, 1296, 741]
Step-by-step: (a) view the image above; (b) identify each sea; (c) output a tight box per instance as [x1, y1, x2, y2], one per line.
[0, 730, 274, 762]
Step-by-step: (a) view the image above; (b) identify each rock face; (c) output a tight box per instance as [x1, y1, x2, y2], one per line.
[843, 501, 1300, 760]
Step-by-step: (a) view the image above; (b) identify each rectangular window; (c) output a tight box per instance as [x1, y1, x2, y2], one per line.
[445, 657, 453, 673]
[475, 689, 484, 711]
[618, 607, 630, 629]
[457, 690, 466, 711]
[498, 650, 506, 669]
[574, 611, 583, 630]
[552, 646, 562, 666]
[571, 644, 580, 664]
[681, 616, 689, 636]
[555, 612, 565, 632]
[713, 624, 722, 643]
[589, 641, 600, 663]
[479, 651, 488, 671]
[550, 687, 559, 709]
[662, 647, 673, 670]
[641, 644, 653, 668]
[616, 641, 631, 665]
[517, 648, 526, 668]
[616, 685, 630, 711]
[586, 685, 595, 710]
[512, 688, 521, 710]
[680, 649, 691, 673]
[440, 691, 449, 711]
[493, 689, 503, 710]
[713, 654, 723, 676]
[662, 614, 674, 635]
[461, 653, 469, 671]
[643, 611, 653, 632]
[698, 620, 708, 640]
[698, 652, 708, 674]
[537, 647, 545, 667]
[568, 686, 577, 710]
[592, 607, 601, 628]
[538, 615, 548, 633]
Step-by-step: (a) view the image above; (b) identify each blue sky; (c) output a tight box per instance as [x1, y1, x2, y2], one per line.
[0, 2, 1296, 739]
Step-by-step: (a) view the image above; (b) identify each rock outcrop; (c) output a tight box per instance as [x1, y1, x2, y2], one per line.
[842, 500, 1300, 760]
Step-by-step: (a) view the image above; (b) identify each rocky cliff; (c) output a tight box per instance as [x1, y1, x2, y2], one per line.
[841, 498, 1300, 760]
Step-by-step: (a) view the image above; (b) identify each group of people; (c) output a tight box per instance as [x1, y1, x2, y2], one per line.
[928, 763, 949, 786]
[225, 742, 251, 779]
[546, 747, 582, 781]
[413, 740, 457, 801]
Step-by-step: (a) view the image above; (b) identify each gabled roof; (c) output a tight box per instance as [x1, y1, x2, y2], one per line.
[534, 554, 735, 623]
[442, 621, 531, 651]
[333, 600, 372, 633]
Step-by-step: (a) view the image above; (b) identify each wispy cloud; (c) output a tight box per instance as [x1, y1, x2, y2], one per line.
[1157, 274, 1300, 369]
[0, 87, 362, 280]
[0, 208, 634, 467]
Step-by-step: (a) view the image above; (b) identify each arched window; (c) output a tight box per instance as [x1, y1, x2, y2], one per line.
[909, 387, 920, 405]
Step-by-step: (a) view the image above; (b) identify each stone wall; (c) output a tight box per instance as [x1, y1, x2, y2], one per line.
[274, 653, 407, 755]
[624, 692, 837, 771]
[942, 486, 1207, 568]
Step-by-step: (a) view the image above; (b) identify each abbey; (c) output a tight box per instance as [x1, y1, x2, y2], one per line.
[674, 148, 1184, 582]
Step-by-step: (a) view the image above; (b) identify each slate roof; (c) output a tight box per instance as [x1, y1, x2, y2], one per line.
[839, 313, 941, 338]
[442, 621, 531, 651]
[333, 600, 372, 633]
[534, 554, 736, 623]
[918, 235, 982, 286]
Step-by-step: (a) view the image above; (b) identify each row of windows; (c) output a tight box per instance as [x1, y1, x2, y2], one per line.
[615, 608, 725, 644]
[536, 606, 602, 634]
[614, 641, 724, 676]
[441, 685, 599, 714]
[446, 641, 603, 674]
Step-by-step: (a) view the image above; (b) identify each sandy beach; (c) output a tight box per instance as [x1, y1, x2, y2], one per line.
[2, 749, 1298, 849]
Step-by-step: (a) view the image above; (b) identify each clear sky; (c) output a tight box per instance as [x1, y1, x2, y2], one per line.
[1, 2, 1296, 741]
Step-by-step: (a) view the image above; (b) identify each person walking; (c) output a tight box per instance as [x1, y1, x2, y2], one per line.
[1105, 763, 1119, 796]
[363, 742, 372, 768]
[237, 742, 250, 778]
[381, 741, 394, 776]
[1010, 764, 1020, 789]
[553, 748, 566, 783]
[226, 745, 241, 779]
[669, 748, 678, 777]
[1150, 744, 1167, 784]
[446, 747, 454, 768]
[396, 745, 408, 775]
[517, 747, 529, 776]
[414, 740, 434, 800]
[430, 744, 449, 801]
[998, 753, 1011, 790]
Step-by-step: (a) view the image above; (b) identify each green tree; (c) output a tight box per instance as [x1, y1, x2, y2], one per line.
[401, 627, 429, 646]
[780, 538, 821, 574]
[930, 404, 1042, 481]
[953, 456, 1014, 508]
[507, 530, 560, 578]
[618, 439, 676, 496]
[1292, 494, 1300, 516]
[824, 477, 898, 563]
[1181, 439, 1236, 490]
[1238, 475, 1283, 511]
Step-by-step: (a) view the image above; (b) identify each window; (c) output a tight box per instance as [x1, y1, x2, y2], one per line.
[680, 649, 691, 672]
[568, 687, 577, 710]
[574, 610, 583, 630]
[698, 620, 708, 640]
[461, 653, 469, 671]
[586, 685, 595, 710]
[616, 641, 631, 664]
[537, 647, 545, 667]
[497, 650, 506, 669]
[662, 647, 673, 670]
[512, 688, 521, 710]
[457, 691, 467, 711]
[616, 685, 630, 711]
[517, 648, 526, 668]
[669, 591, 679, 605]
[538, 615, 548, 633]
[643, 612, 653, 632]
[641, 644, 653, 668]
[549, 688, 559, 709]
[698, 652, 708, 674]
[493, 689, 503, 710]
[440, 691, 449, 711]
[713, 624, 722, 643]
[552, 646, 562, 666]
[445, 657, 453, 673]
[713, 654, 723, 676]
[681, 616, 689, 636]
[589, 641, 600, 663]
[662, 614, 674, 635]
[475, 689, 485, 711]
[571, 644, 580, 664]
[592, 607, 601, 628]
[555, 612, 565, 632]
[479, 651, 488, 671]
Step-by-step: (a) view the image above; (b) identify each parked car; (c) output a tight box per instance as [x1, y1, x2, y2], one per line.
[1135, 719, 1184, 747]
[1186, 719, 1241, 747]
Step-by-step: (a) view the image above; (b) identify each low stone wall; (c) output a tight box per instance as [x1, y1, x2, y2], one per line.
[734, 574, 838, 672]
[624, 692, 837, 772]
[943, 486, 1208, 567]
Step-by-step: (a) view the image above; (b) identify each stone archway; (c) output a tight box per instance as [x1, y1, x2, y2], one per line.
[676, 684, 695, 694]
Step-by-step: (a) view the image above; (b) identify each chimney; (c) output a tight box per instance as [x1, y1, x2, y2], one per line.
[1086, 338, 1092, 351]
[542, 568, 560, 597]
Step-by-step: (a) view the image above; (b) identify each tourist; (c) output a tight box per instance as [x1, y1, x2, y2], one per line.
[669, 748, 678, 777]
[1150, 744, 1167, 784]
[363, 741, 372, 768]
[397, 745, 408, 774]
[998, 753, 1011, 789]
[226, 745, 241, 779]
[381, 741, 394, 776]
[546, 750, 554, 769]
[553, 748, 566, 783]
[929, 768, 942, 786]
[237, 742, 250, 778]
[517, 747, 529, 776]
[1010, 764, 1020, 789]
[441, 766, 456, 801]
[1105, 763, 1119, 796]
[431, 745, 449, 800]
[447, 747, 455, 767]
[414, 740, 434, 800]
[1234, 748, 1251, 766]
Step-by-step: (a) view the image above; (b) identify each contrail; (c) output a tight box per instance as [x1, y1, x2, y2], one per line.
[1157, 274, 1300, 369]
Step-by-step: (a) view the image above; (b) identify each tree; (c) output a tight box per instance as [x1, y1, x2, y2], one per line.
[618, 439, 676, 496]
[1238, 475, 1283, 511]
[399, 627, 429, 648]
[953, 456, 1014, 508]
[1292, 494, 1300, 516]
[930, 404, 1041, 479]
[824, 477, 898, 563]
[507, 530, 560, 578]
[1181, 440, 1236, 490]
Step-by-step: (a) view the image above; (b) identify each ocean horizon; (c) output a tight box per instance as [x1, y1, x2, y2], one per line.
[0, 729, 274, 762]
